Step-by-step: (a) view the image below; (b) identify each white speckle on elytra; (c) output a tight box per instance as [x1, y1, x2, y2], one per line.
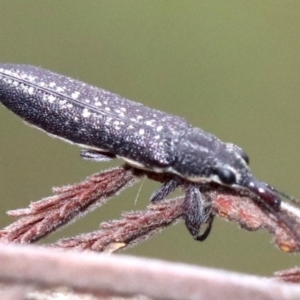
[40, 82, 46, 87]
[49, 82, 56, 88]
[154, 135, 161, 139]
[82, 108, 91, 118]
[95, 102, 102, 106]
[67, 103, 73, 108]
[3, 69, 12, 75]
[258, 188, 265, 193]
[156, 126, 163, 132]
[27, 75, 36, 82]
[56, 87, 64, 92]
[20, 84, 27, 91]
[72, 91, 80, 99]
[105, 107, 111, 111]
[145, 120, 155, 126]
[105, 117, 112, 125]
[59, 100, 67, 105]
[137, 115, 143, 120]
[28, 87, 35, 95]
[48, 95, 56, 103]
[139, 129, 145, 135]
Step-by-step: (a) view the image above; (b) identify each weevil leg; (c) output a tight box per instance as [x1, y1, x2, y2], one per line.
[183, 184, 213, 241]
[195, 214, 214, 241]
[80, 149, 116, 162]
[150, 179, 180, 203]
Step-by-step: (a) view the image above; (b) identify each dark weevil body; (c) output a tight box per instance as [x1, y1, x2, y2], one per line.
[0, 64, 289, 240]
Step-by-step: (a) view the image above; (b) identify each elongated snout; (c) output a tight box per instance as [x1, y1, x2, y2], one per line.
[244, 178, 281, 210]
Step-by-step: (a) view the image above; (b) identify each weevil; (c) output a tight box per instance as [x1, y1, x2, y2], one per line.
[0, 64, 296, 241]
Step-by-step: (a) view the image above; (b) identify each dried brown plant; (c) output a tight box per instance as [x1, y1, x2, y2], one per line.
[0, 167, 142, 243]
[1, 166, 300, 299]
[0, 165, 300, 253]
[275, 267, 300, 284]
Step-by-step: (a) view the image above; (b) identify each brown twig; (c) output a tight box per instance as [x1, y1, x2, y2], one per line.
[53, 197, 184, 252]
[1, 166, 300, 253]
[0, 167, 142, 243]
[275, 267, 300, 284]
[211, 186, 300, 252]
[0, 243, 300, 300]
[53, 185, 300, 253]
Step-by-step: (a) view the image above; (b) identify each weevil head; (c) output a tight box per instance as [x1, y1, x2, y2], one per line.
[212, 143, 281, 210]
[172, 128, 281, 210]
[210, 142, 281, 210]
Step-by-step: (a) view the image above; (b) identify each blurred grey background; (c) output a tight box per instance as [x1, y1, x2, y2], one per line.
[0, 1, 300, 276]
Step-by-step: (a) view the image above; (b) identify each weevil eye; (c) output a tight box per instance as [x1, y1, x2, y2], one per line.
[226, 143, 250, 165]
[215, 167, 236, 185]
[239, 149, 249, 165]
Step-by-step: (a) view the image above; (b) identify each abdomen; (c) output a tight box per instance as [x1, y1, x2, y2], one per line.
[0, 64, 191, 169]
